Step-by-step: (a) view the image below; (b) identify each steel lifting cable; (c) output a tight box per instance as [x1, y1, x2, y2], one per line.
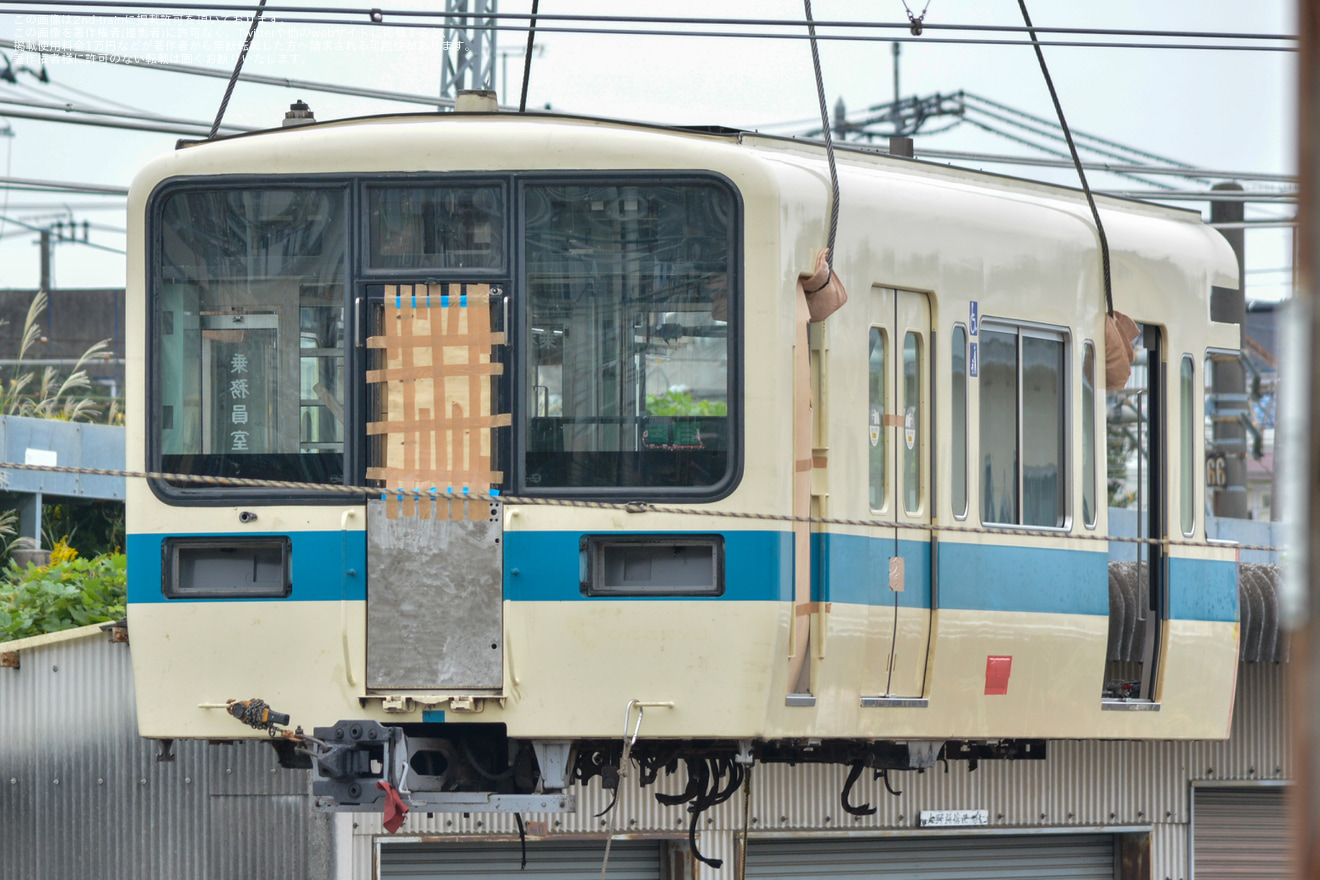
[803, 0, 840, 270]
[1017, 0, 1113, 317]
[0, 459, 1285, 553]
[208, 0, 266, 139]
[518, 0, 539, 113]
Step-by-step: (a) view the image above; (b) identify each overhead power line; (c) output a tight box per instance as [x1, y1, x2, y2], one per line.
[961, 93, 1199, 169]
[0, 39, 453, 108]
[909, 148, 1295, 183]
[0, 105, 233, 136]
[1095, 190, 1296, 203]
[1, 9, 1297, 52]
[0, 176, 128, 196]
[7, 2, 1299, 43]
[0, 92, 255, 133]
[0, 213, 126, 254]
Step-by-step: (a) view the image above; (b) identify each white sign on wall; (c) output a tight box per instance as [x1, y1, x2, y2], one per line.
[919, 809, 989, 827]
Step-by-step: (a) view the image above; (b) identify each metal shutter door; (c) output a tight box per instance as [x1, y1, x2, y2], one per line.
[1193, 786, 1288, 879]
[747, 833, 1115, 879]
[380, 839, 663, 880]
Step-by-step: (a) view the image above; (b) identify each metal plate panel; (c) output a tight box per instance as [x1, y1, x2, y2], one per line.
[380, 840, 663, 879]
[367, 499, 503, 689]
[1192, 787, 1288, 879]
[745, 834, 1115, 879]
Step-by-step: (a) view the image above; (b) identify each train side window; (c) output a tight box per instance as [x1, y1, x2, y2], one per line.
[1082, 341, 1097, 529]
[980, 322, 1068, 528]
[154, 186, 348, 490]
[868, 328, 887, 510]
[951, 324, 968, 519]
[1180, 354, 1195, 536]
[902, 332, 923, 514]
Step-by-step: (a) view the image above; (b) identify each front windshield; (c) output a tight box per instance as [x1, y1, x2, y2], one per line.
[521, 181, 735, 492]
[156, 187, 347, 487]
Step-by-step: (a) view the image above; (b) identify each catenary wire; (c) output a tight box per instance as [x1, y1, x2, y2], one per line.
[0, 39, 455, 109]
[0, 106, 244, 136]
[0, 213, 125, 253]
[0, 176, 127, 195]
[0, 91, 257, 132]
[961, 93, 1202, 169]
[3, 10, 1299, 52]
[36, 77, 155, 115]
[10, 2, 1300, 43]
[961, 104, 1177, 189]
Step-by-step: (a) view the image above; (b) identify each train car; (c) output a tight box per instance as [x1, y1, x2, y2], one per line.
[124, 103, 1241, 826]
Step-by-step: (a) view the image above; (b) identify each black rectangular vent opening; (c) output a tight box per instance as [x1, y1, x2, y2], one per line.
[580, 535, 723, 597]
[163, 536, 291, 599]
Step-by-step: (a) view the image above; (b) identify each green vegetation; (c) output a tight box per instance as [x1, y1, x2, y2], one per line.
[646, 389, 728, 417]
[0, 290, 116, 423]
[42, 500, 126, 560]
[0, 549, 127, 641]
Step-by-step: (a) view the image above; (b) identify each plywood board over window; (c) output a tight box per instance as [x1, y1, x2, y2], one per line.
[366, 283, 509, 519]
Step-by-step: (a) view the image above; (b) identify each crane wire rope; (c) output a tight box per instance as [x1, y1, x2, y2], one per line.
[803, 0, 839, 270]
[0, 459, 1283, 553]
[207, 0, 266, 139]
[518, 0, 539, 113]
[1017, 0, 1112, 318]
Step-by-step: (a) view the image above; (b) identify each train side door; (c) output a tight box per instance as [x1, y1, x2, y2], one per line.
[362, 282, 509, 693]
[862, 287, 933, 704]
[1103, 324, 1164, 702]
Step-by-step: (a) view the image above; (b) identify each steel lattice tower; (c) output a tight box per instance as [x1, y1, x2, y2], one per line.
[441, 0, 498, 100]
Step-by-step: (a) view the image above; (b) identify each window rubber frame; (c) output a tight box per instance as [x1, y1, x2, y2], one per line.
[511, 170, 745, 503]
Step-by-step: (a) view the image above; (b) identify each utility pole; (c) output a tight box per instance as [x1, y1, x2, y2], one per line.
[498, 43, 543, 106]
[1210, 182, 1248, 519]
[892, 42, 900, 106]
[1292, 2, 1320, 876]
[37, 227, 50, 293]
[440, 0, 498, 102]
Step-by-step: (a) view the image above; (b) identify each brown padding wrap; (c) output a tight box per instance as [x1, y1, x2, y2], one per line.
[800, 248, 848, 323]
[366, 283, 508, 519]
[1105, 310, 1140, 390]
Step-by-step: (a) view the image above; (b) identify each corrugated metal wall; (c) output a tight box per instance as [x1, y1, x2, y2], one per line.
[353, 660, 1288, 880]
[1192, 786, 1289, 878]
[3, 621, 1282, 880]
[0, 625, 334, 880]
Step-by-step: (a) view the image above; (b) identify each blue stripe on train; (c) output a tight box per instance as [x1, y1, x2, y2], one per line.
[938, 540, 1110, 616]
[125, 528, 1237, 622]
[1168, 556, 1239, 622]
[126, 531, 368, 604]
[502, 530, 795, 602]
[811, 533, 931, 609]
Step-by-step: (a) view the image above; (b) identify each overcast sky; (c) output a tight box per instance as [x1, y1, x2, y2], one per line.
[0, 0, 1298, 299]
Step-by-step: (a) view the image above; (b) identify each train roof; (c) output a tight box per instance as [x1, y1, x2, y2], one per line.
[170, 108, 1207, 222]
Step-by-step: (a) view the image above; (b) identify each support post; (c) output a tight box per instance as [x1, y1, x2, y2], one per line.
[1210, 183, 1249, 518]
[38, 228, 50, 294]
[440, 0, 498, 102]
[1291, 2, 1320, 876]
[16, 490, 41, 549]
